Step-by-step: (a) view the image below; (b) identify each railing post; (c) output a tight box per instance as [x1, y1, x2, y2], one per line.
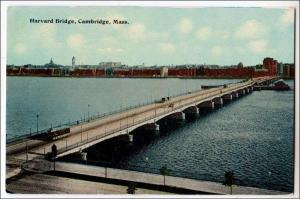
[81, 125, 83, 142]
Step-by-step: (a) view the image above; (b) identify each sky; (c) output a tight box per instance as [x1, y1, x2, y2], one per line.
[7, 6, 295, 66]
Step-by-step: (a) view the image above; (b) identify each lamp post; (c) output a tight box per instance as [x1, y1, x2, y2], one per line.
[81, 125, 83, 142]
[36, 114, 39, 133]
[51, 144, 57, 171]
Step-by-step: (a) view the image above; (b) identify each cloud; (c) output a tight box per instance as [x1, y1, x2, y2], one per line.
[98, 36, 119, 46]
[178, 18, 193, 34]
[159, 42, 176, 55]
[279, 9, 294, 26]
[126, 23, 146, 41]
[36, 24, 62, 49]
[247, 39, 267, 53]
[14, 43, 26, 54]
[106, 12, 126, 29]
[67, 34, 85, 49]
[38, 24, 56, 36]
[234, 46, 247, 55]
[195, 27, 211, 40]
[124, 23, 168, 42]
[235, 20, 268, 39]
[97, 47, 124, 53]
[216, 30, 230, 40]
[211, 46, 222, 56]
[147, 32, 170, 40]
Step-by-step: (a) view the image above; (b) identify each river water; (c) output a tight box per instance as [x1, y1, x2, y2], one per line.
[6, 77, 294, 192]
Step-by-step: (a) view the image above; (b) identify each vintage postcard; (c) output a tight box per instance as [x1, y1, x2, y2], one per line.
[1, 1, 299, 198]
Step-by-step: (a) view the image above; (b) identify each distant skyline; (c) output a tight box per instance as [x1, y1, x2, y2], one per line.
[7, 6, 295, 66]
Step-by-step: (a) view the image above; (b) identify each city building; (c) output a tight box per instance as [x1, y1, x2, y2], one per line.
[263, 57, 277, 76]
[160, 67, 168, 77]
[99, 62, 122, 68]
[283, 63, 295, 78]
[277, 62, 284, 76]
[72, 56, 75, 68]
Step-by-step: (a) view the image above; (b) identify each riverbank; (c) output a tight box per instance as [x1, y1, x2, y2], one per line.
[6, 159, 289, 195]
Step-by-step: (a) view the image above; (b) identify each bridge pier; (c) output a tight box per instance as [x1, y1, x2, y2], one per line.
[245, 88, 250, 94]
[232, 92, 239, 99]
[250, 86, 254, 92]
[238, 89, 245, 96]
[198, 101, 214, 113]
[167, 112, 186, 122]
[143, 123, 160, 131]
[212, 97, 223, 108]
[75, 150, 88, 162]
[119, 134, 134, 143]
[142, 123, 160, 135]
[254, 86, 262, 91]
[222, 94, 232, 103]
[183, 106, 199, 116]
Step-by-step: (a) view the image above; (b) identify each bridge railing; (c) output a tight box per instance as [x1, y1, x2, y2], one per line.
[7, 79, 252, 144]
[7, 87, 202, 143]
[58, 87, 240, 153]
[58, 101, 196, 155]
[56, 80, 255, 155]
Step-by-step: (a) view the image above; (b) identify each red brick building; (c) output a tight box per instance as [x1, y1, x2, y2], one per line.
[7, 68, 57, 76]
[263, 57, 277, 76]
[69, 69, 105, 77]
[168, 68, 197, 77]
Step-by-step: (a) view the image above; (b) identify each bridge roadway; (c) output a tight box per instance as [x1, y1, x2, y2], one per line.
[7, 76, 277, 163]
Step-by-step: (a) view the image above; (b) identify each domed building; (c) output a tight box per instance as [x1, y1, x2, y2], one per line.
[237, 62, 244, 68]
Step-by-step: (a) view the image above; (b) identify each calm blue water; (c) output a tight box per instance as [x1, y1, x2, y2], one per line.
[115, 81, 294, 192]
[6, 77, 294, 192]
[6, 77, 239, 139]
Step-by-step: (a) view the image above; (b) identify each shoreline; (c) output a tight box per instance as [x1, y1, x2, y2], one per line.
[6, 75, 295, 80]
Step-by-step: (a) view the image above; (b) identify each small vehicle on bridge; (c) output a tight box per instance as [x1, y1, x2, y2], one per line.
[47, 125, 70, 140]
[30, 125, 70, 141]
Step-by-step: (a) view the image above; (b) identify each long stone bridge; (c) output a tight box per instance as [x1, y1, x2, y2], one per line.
[7, 76, 278, 164]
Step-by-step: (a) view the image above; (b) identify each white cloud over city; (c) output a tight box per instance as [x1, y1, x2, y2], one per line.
[247, 40, 268, 54]
[67, 34, 85, 49]
[235, 20, 268, 39]
[159, 42, 176, 55]
[14, 43, 26, 54]
[279, 9, 294, 26]
[178, 18, 193, 34]
[196, 27, 211, 40]
[7, 7, 295, 66]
